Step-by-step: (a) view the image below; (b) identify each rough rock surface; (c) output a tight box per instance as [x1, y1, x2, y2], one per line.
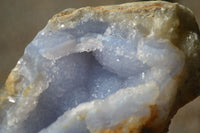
[168, 96, 200, 133]
[0, 1, 200, 133]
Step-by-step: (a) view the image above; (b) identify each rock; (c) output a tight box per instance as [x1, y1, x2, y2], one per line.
[0, 1, 200, 133]
[168, 96, 200, 133]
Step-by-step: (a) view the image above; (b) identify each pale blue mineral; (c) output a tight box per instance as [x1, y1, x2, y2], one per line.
[0, 1, 200, 133]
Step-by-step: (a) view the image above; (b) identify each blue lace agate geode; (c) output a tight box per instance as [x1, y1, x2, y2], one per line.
[0, 1, 200, 133]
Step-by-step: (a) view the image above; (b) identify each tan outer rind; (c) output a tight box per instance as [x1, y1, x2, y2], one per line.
[49, 2, 175, 24]
[168, 96, 200, 133]
[47, 1, 179, 35]
[0, 69, 21, 105]
[0, 68, 22, 123]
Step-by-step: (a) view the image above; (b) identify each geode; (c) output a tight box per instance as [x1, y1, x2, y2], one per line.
[0, 1, 200, 133]
[168, 96, 200, 133]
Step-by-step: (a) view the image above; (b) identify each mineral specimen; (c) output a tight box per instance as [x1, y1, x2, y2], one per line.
[0, 1, 200, 133]
[168, 96, 200, 133]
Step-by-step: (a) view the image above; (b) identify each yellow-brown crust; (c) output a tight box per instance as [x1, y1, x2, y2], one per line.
[0, 69, 22, 109]
[5, 71, 19, 95]
[49, 1, 176, 23]
[0, 70, 20, 98]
